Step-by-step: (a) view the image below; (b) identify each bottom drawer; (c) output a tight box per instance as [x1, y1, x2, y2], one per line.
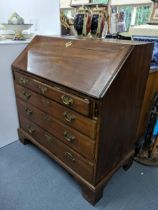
[20, 116, 94, 182]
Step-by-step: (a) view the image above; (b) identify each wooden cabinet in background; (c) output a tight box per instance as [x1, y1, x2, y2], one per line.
[12, 36, 153, 205]
[137, 70, 158, 138]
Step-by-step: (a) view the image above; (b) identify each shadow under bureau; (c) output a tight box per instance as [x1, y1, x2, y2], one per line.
[12, 36, 153, 205]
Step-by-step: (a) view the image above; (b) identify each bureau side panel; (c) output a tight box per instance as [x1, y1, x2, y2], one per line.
[95, 43, 153, 183]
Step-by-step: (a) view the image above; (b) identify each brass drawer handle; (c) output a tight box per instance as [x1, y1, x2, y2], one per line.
[64, 111, 75, 123]
[42, 113, 52, 123]
[64, 152, 75, 162]
[19, 77, 28, 85]
[39, 85, 48, 94]
[64, 131, 75, 143]
[45, 133, 53, 143]
[61, 95, 73, 106]
[25, 107, 33, 116]
[27, 126, 35, 134]
[22, 91, 31, 100]
[42, 98, 52, 106]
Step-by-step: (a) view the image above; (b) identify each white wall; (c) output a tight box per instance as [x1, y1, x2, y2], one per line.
[0, 0, 60, 35]
[0, 42, 28, 148]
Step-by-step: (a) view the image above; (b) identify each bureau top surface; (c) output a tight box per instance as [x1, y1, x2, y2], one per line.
[12, 35, 149, 98]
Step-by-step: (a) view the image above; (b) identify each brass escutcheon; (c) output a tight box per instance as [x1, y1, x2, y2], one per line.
[65, 41, 72, 48]
[42, 98, 52, 106]
[42, 113, 52, 123]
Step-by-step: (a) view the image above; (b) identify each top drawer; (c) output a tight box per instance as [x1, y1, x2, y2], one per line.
[14, 71, 91, 116]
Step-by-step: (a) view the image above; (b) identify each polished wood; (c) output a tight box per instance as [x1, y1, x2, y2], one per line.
[14, 71, 92, 116]
[80, 184, 104, 206]
[15, 84, 96, 139]
[95, 44, 153, 182]
[12, 36, 132, 98]
[19, 116, 94, 182]
[12, 36, 153, 205]
[17, 98, 95, 161]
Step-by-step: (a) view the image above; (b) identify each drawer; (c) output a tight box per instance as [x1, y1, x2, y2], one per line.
[17, 98, 95, 161]
[15, 84, 96, 139]
[14, 71, 91, 116]
[20, 116, 94, 182]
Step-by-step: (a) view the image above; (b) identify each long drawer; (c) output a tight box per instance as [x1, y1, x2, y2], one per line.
[15, 84, 96, 139]
[14, 71, 91, 116]
[20, 116, 94, 182]
[17, 98, 95, 161]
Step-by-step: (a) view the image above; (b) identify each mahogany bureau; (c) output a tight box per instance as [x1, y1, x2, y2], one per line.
[12, 36, 153, 205]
